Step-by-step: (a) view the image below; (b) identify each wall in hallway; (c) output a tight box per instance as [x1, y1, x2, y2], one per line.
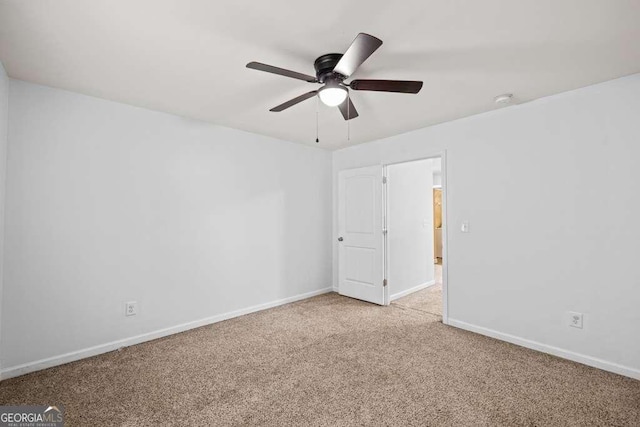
[387, 158, 435, 300]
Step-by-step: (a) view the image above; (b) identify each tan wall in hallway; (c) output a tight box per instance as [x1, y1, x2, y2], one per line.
[433, 188, 442, 260]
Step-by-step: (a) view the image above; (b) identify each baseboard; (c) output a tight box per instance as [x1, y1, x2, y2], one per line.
[448, 318, 640, 380]
[0, 287, 333, 381]
[390, 280, 436, 301]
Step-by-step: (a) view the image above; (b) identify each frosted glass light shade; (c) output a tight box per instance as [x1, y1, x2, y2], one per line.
[318, 86, 347, 107]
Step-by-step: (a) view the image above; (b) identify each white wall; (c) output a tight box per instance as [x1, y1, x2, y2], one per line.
[433, 172, 442, 187]
[0, 61, 9, 372]
[387, 158, 434, 300]
[1, 80, 332, 374]
[333, 74, 640, 379]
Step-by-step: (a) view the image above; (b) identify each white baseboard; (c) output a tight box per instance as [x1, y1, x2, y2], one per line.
[390, 280, 436, 301]
[448, 318, 640, 380]
[0, 287, 333, 381]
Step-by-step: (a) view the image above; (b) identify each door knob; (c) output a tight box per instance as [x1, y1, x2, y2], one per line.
[338, 237, 344, 242]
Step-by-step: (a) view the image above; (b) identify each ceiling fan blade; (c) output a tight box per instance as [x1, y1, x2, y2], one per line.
[333, 33, 383, 77]
[338, 97, 359, 120]
[270, 91, 318, 112]
[349, 79, 423, 94]
[246, 62, 317, 83]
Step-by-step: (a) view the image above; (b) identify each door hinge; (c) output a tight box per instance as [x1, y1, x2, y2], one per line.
[382, 176, 387, 184]
[383, 279, 388, 287]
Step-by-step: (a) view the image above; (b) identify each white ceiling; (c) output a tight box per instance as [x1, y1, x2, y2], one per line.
[1, 1, 639, 150]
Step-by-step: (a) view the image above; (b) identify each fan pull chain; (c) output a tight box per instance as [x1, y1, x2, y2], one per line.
[316, 96, 319, 143]
[347, 90, 351, 141]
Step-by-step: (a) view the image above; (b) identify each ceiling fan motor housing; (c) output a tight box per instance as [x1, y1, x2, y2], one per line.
[314, 53, 345, 83]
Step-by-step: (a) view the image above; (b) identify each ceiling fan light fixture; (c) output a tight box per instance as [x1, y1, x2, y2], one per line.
[246, 33, 422, 120]
[318, 84, 347, 107]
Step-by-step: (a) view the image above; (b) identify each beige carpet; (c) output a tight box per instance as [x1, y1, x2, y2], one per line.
[393, 284, 443, 316]
[393, 264, 443, 316]
[1, 293, 639, 426]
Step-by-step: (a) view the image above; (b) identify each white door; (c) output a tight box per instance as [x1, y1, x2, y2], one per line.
[338, 165, 386, 305]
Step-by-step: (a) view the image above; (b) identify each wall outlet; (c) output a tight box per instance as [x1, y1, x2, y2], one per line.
[125, 301, 138, 317]
[568, 311, 583, 329]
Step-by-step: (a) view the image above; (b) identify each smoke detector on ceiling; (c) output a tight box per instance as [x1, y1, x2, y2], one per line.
[494, 93, 513, 105]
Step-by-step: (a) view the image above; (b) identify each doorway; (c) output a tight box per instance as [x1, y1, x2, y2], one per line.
[336, 154, 448, 322]
[386, 157, 444, 318]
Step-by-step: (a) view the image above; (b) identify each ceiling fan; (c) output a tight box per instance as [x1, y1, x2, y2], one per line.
[246, 33, 423, 120]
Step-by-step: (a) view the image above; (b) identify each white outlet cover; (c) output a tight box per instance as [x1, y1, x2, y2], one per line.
[125, 301, 138, 317]
[568, 311, 583, 329]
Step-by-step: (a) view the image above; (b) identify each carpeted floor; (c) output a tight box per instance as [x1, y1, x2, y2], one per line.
[1, 292, 639, 426]
[393, 283, 442, 316]
[393, 263, 443, 316]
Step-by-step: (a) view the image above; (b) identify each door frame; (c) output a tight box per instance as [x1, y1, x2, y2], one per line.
[383, 151, 449, 324]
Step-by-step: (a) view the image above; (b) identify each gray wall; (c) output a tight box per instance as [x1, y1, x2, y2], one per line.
[0, 62, 8, 373]
[1, 80, 332, 374]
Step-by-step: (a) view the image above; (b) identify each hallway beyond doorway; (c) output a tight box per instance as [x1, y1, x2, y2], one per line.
[392, 264, 443, 317]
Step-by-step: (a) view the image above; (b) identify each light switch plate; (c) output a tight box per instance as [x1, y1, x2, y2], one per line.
[461, 221, 470, 233]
